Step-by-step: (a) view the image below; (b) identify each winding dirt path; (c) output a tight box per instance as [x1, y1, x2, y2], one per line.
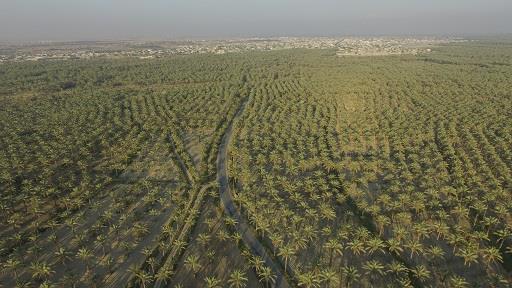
[217, 97, 291, 288]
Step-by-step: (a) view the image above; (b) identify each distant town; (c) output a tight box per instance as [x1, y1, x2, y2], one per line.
[0, 37, 462, 63]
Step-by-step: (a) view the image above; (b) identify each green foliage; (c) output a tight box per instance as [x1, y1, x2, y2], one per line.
[1, 41, 511, 287]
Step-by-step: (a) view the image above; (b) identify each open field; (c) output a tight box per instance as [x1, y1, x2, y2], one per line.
[1, 39, 511, 287]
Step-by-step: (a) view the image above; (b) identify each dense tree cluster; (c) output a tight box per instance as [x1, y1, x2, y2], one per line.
[1, 42, 511, 287]
[0, 54, 251, 287]
[229, 44, 512, 287]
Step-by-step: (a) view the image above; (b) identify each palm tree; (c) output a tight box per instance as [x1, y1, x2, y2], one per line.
[480, 247, 503, 272]
[324, 239, 343, 266]
[54, 247, 72, 264]
[8, 212, 23, 232]
[30, 261, 54, 281]
[76, 248, 93, 272]
[162, 224, 174, 238]
[48, 233, 58, 245]
[320, 268, 338, 287]
[457, 247, 479, 267]
[158, 241, 169, 258]
[341, 266, 360, 288]
[298, 271, 321, 288]
[411, 265, 431, 283]
[132, 222, 149, 239]
[130, 267, 153, 288]
[184, 254, 202, 277]
[4, 258, 22, 281]
[426, 245, 445, 264]
[375, 215, 390, 236]
[405, 240, 423, 259]
[366, 237, 386, 255]
[346, 240, 366, 260]
[278, 245, 296, 272]
[494, 229, 511, 249]
[250, 255, 265, 272]
[65, 217, 79, 235]
[147, 257, 158, 274]
[205, 276, 222, 288]
[206, 249, 216, 263]
[228, 269, 248, 288]
[362, 260, 386, 286]
[95, 234, 108, 256]
[449, 275, 469, 288]
[257, 266, 276, 288]
[387, 261, 408, 277]
[101, 255, 114, 273]
[155, 267, 173, 285]
[197, 233, 211, 248]
[232, 232, 242, 245]
[224, 216, 238, 227]
[173, 239, 187, 252]
[217, 230, 230, 242]
[396, 276, 414, 288]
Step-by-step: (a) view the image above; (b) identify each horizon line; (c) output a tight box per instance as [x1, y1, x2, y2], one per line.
[2, 32, 511, 46]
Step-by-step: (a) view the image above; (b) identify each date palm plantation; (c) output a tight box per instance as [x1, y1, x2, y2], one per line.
[1, 39, 512, 288]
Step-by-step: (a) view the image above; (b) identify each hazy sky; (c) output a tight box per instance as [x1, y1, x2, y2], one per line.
[1, 0, 511, 42]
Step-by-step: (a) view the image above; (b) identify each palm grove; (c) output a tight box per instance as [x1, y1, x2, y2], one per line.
[0, 41, 511, 287]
